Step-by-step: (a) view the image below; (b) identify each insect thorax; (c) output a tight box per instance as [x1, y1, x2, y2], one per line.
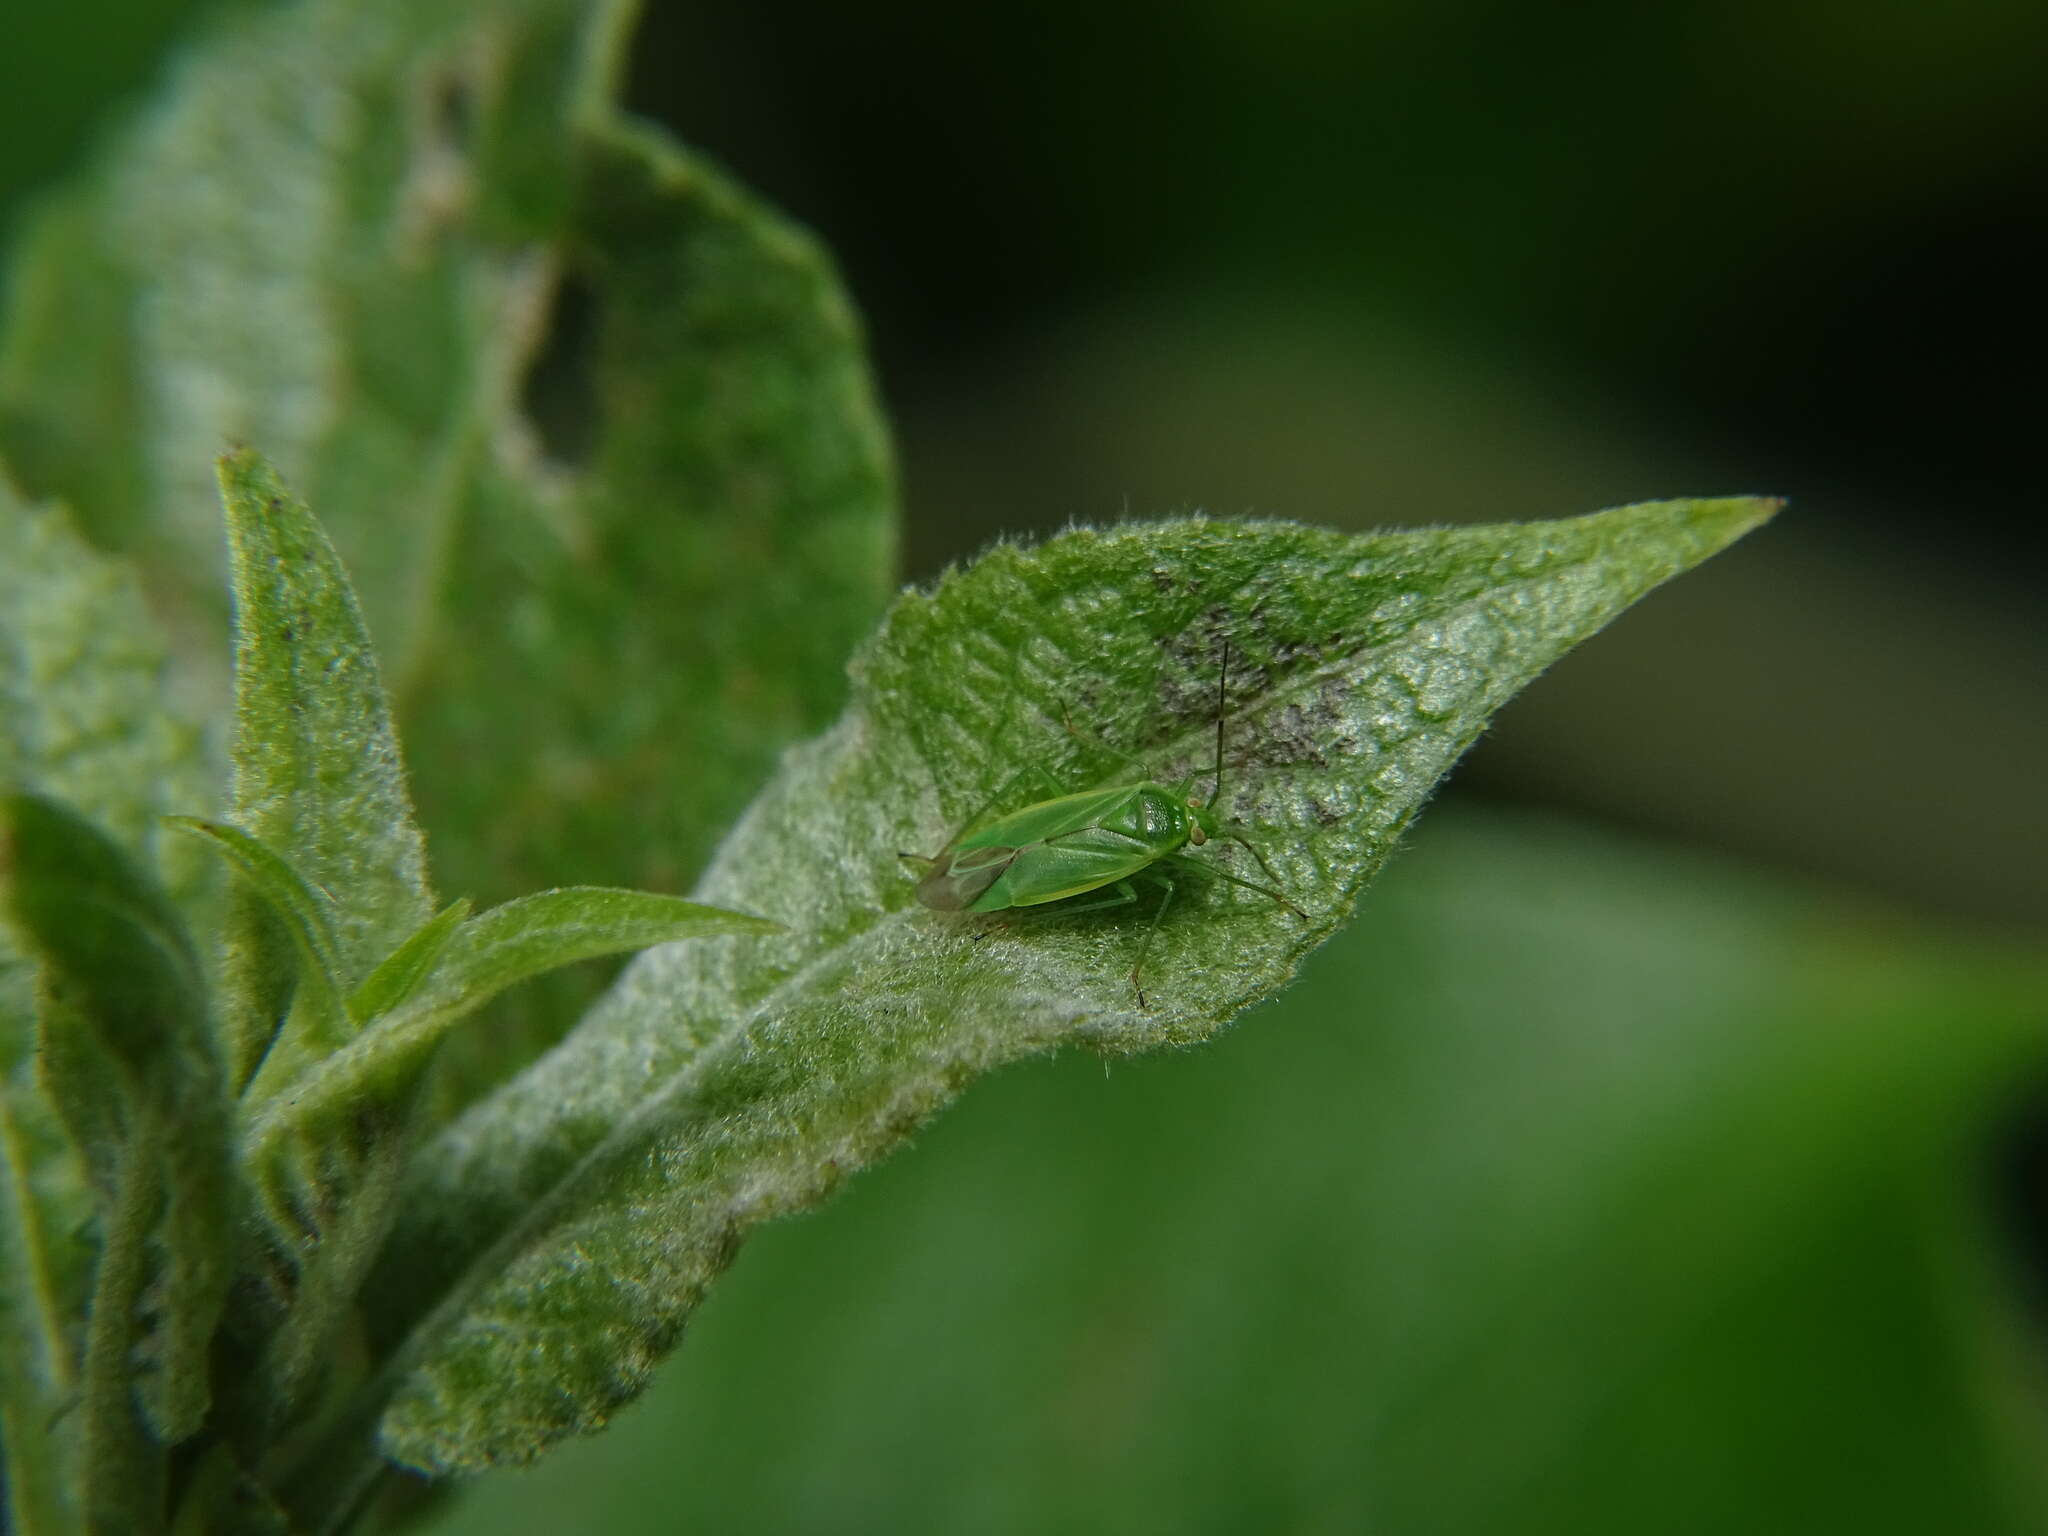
[1106, 784, 1195, 850]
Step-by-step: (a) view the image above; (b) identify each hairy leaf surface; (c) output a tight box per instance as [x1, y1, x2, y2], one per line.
[216, 449, 431, 1091]
[250, 888, 784, 1181]
[363, 498, 1776, 1472]
[167, 817, 352, 1091]
[239, 871, 778, 1438]
[347, 899, 475, 1025]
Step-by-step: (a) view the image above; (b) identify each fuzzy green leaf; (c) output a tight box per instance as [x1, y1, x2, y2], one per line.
[253, 888, 782, 1169]
[242, 887, 777, 1438]
[355, 497, 1776, 1474]
[0, 794, 233, 1454]
[217, 444, 429, 971]
[1, 471, 212, 1532]
[348, 898, 475, 1025]
[216, 449, 432, 1088]
[412, 889, 783, 1022]
[0, 0, 896, 1113]
[165, 818, 351, 1095]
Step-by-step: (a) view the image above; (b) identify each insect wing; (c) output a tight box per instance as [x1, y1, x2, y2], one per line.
[953, 785, 1143, 853]
[979, 825, 1156, 909]
[917, 843, 1018, 911]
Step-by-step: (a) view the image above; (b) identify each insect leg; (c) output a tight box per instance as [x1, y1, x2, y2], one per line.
[1031, 878, 1152, 1003]
[1128, 875, 1175, 1010]
[1223, 834, 1288, 891]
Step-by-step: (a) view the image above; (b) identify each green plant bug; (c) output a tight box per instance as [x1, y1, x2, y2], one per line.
[903, 647, 1305, 1007]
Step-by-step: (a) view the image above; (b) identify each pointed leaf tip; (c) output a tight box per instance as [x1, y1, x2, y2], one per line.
[213, 450, 432, 1082]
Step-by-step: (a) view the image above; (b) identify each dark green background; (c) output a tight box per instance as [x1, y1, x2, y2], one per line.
[4, 4, 2045, 1532]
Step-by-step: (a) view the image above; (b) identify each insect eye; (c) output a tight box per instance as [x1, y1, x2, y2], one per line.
[1188, 824, 1207, 846]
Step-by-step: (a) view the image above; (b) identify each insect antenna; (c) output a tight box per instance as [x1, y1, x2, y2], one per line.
[1225, 832, 1282, 886]
[1169, 852, 1308, 920]
[1221, 835, 1304, 918]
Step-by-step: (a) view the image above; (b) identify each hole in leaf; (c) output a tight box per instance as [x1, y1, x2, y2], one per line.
[518, 270, 602, 469]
